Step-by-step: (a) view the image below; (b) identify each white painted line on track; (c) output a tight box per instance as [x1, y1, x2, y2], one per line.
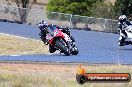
[9, 55, 20, 56]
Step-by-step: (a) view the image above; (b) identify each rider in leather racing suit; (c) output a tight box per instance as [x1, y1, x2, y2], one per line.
[38, 20, 75, 53]
[118, 15, 132, 46]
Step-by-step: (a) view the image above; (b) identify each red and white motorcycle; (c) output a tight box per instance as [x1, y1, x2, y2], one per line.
[46, 25, 79, 56]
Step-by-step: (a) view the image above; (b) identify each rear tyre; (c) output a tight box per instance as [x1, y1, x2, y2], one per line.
[55, 40, 70, 56]
[71, 47, 79, 55]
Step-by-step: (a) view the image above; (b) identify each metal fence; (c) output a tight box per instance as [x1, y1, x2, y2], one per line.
[0, 5, 119, 33]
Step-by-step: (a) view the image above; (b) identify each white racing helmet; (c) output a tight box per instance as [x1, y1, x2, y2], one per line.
[38, 20, 48, 30]
[118, 15, 127, 24]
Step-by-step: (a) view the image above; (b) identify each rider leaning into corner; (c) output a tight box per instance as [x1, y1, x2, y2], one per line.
[118, 15, 132, 46]
[38, 20, 75, 53]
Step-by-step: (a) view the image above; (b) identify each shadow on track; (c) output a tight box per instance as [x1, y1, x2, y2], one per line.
[120, 48, 132, 51]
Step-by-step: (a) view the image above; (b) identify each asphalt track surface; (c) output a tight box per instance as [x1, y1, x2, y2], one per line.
[0, 22, 132, 64]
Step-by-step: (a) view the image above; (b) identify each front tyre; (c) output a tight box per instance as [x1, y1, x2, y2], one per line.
[55, 40, 70, 56]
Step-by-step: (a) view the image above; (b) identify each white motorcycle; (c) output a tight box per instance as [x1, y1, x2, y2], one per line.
[118, 25, 132, 46]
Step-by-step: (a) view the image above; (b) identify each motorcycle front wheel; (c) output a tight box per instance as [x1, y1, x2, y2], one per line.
[55, 39, 70, 56]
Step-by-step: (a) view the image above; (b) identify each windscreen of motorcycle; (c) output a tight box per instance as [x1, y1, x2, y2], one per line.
[47, 25, 57, 36]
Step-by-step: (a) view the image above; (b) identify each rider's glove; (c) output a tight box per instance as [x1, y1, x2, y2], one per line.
[44, 41, 49, 45]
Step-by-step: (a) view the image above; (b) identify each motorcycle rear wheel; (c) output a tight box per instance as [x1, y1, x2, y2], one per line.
[71, 47, 79, 55]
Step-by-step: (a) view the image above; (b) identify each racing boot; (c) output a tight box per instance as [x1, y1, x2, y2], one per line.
[118, 38, 125, 46]
[118, 41, 124, 46]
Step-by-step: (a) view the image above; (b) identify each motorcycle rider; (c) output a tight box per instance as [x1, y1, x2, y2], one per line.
[38, 20, 75, 53]
[38, 20, 48, 44]
[118, 15, 132, 46]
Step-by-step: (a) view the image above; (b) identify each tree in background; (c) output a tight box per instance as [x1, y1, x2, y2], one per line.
[12, 0, 35, 22]
[47, 0, 104, 16]
[92, 1, 114, 19]
[113, 0, 132, 19]
[47, 0, 132, 20]
[47, 0, 106, 28]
